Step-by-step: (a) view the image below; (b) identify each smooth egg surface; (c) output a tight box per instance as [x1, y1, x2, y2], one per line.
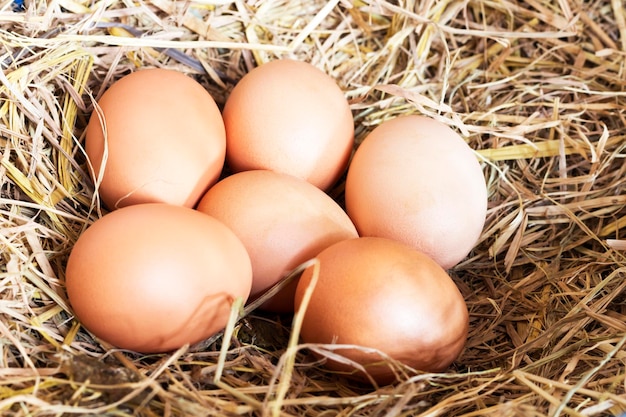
[85, 68, 226, 210]
[222, 59, 354, 190]
[345, 115, 487, 269]
[65, 203, 252, 353]
[294, 237, 469, 384]
[196, 170, 358, 312]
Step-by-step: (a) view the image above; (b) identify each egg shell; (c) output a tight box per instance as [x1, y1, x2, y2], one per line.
[85, 68, 226, 210]
[65, 203, 252, 353]
[222, 59, 354, 190]
[196, 170, 358, 312]
[294, 237, 469, 385]
[345, 115, 488, 269]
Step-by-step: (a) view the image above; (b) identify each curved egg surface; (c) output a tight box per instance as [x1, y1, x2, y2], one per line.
[65, 203, 252, 353]
[85, 68, 226, 210]
[345, 115, 487, 269]
[222, 59, 354, 191]
[196, 170, 358, 312]
[294, 237, 469, 384]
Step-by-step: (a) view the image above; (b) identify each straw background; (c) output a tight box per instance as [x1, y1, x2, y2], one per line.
[0, 0, 625, 415]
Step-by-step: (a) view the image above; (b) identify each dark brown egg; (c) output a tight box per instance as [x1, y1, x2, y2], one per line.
[294, 237, 469, 384]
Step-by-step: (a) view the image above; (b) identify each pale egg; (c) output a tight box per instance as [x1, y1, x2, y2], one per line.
[345, 115, 488, 269]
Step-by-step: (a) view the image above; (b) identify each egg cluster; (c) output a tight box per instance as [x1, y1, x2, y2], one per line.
[65, 59, 487, 384]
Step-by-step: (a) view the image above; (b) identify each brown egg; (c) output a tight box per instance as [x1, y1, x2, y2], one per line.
[294, 237, 469, 384]
[65, 203, 252, 353]
[196, 170, 358, 312]
[85, 68, 226, 210]
[222, 59, 354, 190]
[345, 115, 487, 269]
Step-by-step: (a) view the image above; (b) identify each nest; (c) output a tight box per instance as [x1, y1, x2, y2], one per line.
[1, 0, 625, 415]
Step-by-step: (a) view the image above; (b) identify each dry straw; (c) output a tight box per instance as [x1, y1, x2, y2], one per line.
[0, 0, 625, 415]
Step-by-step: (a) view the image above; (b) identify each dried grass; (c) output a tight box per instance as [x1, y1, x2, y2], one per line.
[1, 0, 625, 415]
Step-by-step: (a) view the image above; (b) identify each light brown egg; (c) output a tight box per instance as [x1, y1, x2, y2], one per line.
[85, 68, 226, 210]
[65, 203, 252, 353]
[345, 115, 487, 269]
[294, 237, 469, 385]
[222, 59, 354, 190]
[196, 170, 358, 312]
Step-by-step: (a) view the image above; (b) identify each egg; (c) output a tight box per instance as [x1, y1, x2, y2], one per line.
[65, 203, 252, 353]
[345, 115, 487, 269]
[196, 170, 358, 312]
[294, 237, 469, 384]
[85, 68, 226, 210]
[222, 59, 354, 190]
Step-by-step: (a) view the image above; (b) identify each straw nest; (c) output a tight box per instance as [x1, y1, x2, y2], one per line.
[1, 0, 625, 415]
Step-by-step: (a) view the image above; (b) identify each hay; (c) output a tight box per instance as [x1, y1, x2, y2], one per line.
[0, 0, 625, 415]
